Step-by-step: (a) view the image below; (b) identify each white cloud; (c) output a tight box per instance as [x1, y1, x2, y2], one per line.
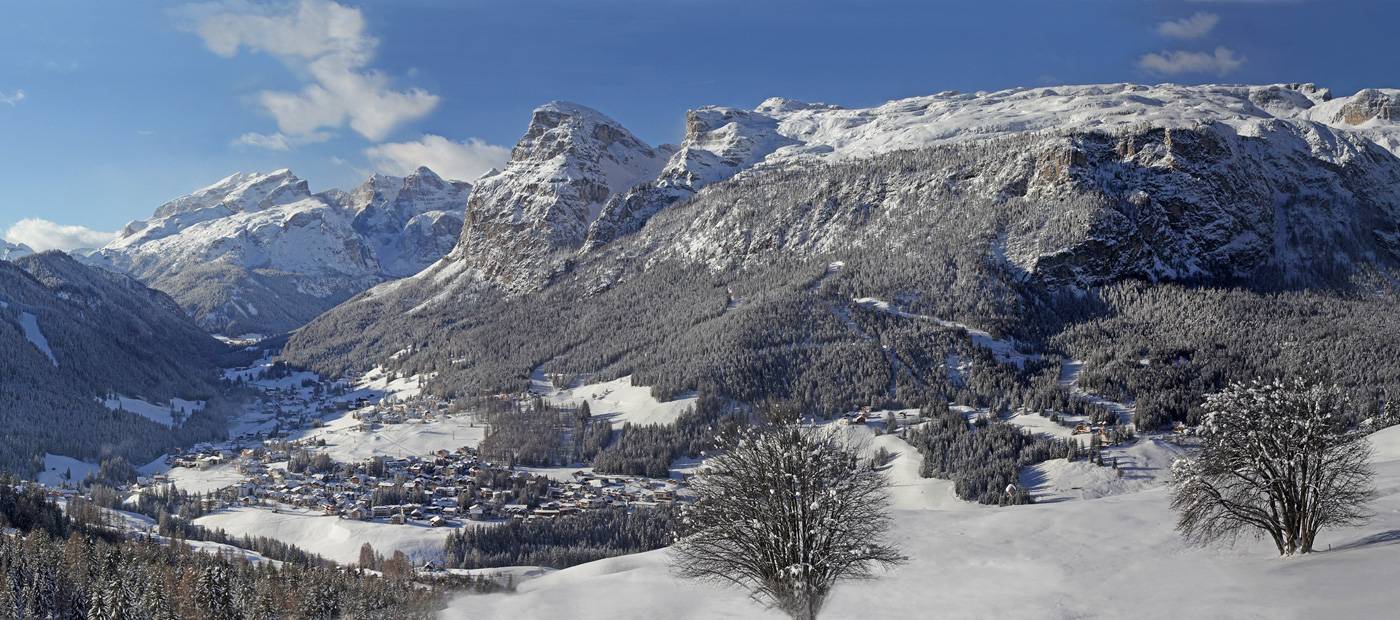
[233, 132, 293, 151]
[1, 90, 25, 106]
[1157, 13, 1219, 39]
[182, 0, 438, 142]
[231, 130, 331, 151]
[4, 219, 116, 253]
[365, 135, 511, 182]
[1137, 47, 1245, 76]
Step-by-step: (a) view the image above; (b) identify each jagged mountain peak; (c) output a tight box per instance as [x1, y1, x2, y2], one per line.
[514, 100, 664, 176]
[345, 166, 469, 216]
[445, 99, 670, 291]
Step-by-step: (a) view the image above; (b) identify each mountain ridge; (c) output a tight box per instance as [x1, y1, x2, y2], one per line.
[91, 166, 472, 335]
[283, 82, 1400, 429]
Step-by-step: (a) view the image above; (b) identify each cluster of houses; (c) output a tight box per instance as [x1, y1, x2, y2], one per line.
[350, 394, 455, 430]
[121, 364, 688, 533]
[165, 443, 235, 471]
[178, 444, 687, 529]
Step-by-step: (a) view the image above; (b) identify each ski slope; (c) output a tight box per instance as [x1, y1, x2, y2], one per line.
[852, 297, 1041, 368]
[37, 454, 98, 488]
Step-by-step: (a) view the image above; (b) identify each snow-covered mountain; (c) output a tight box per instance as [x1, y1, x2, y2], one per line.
[0, 240, 34, 261]
[446, 101, 672, 292]
[92, 167, 469, 335]
[285, 83, 1400, 402]
[344, 167, 473, 277]
[384, 84, 1400, 302]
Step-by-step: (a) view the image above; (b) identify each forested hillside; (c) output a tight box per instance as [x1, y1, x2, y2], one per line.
[0, 252, 235, 477]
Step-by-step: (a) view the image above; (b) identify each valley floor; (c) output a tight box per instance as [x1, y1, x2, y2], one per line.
[443, 427, 1400, 619]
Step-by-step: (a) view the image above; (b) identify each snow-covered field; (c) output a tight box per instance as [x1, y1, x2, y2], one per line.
[531, 369, 698, 429]
[166, 462, 248, 494]
[100, 395, 206, 428]
[356, 365, 430, 402]
[444, 426, 1400, 619]
[195, 507, 457, 565]
[37, 454, 98, 487]
[302, 410, 488, 462]
[1018, 434, 1186, 503]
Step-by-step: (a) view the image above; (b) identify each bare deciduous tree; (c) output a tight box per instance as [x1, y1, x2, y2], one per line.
[1170, 379, 1374, 556]
[672, 424, 904, 619]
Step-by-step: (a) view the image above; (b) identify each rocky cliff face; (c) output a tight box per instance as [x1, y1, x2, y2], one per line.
[583, 107, 796, 250]
[92, 167, 469, 335]
[344, 167, 470, 277]
[613, 120, 1400, 290]
[446, 101, 670, 292]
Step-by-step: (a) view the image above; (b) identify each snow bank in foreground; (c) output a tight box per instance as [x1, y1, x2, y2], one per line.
[1370, 424, 1400, 462]
[442, 549, 783, 620]
[446, 434, 1400, 619]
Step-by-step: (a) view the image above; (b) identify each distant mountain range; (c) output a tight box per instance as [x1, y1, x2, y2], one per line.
[280, 83, 1400, 424]
[88, 166, 470, 335]
[10, 82, 1398, 457]
[1, 240, 33, 261]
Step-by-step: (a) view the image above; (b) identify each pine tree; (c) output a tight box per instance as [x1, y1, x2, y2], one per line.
[195, 562, 234, 618]
[0, 570, 17, 619]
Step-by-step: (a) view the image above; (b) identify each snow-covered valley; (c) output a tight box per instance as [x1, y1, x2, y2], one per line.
[9, 1, 1400, 617]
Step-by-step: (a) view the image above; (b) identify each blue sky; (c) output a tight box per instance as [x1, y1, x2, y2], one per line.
[2, 0, 1398, 250]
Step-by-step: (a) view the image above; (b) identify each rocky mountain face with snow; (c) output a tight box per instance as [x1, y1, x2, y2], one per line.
[284, 83, 1400, 413]
[445, 102, 671, 292]
[1, 240, 34, 261]
[0, 252, 230, 476]
[91, 167, 470, 335]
